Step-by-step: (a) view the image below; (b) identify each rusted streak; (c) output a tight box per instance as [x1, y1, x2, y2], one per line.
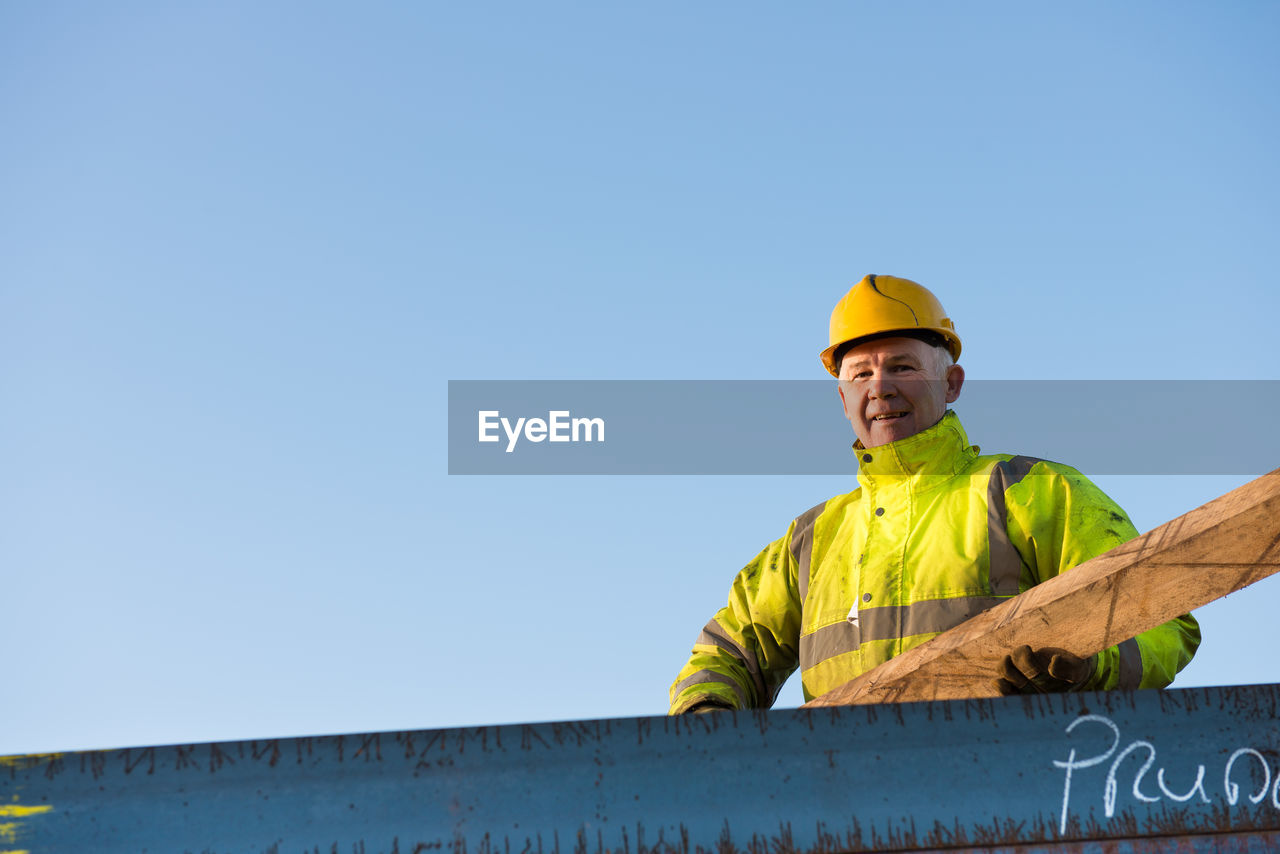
[435, 812, 1280, 854]
[354, 734, 382, 762]
[420, 732, 445, 756]
[121, 747, 155, 776]
[174, 745, 197, 771]
[520, 726, 551, 751]
[208, 743, 233, 774]
[251, 740, 281, 767]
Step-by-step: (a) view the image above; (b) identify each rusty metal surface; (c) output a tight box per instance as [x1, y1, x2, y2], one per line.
[3, 684, 1280, 853]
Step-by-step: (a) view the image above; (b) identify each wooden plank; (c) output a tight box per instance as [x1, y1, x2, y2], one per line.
[805, 469, 1280, 708]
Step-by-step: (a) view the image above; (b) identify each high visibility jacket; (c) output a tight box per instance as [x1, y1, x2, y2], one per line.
[669, 411, 1200, 713]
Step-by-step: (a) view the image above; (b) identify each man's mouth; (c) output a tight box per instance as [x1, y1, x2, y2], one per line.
[871, 412, 909, 422]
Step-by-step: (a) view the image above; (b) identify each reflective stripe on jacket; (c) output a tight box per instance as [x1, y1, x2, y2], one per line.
[668, 411, 1201, 713]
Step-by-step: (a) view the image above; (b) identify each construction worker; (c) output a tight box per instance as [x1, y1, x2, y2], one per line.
[669, 275, 1200, 713]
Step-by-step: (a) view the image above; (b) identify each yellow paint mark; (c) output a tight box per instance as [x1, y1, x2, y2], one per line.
[0, 753, 63, 769]
[0, 849, 30, 854]
[0, 799, 53, 847]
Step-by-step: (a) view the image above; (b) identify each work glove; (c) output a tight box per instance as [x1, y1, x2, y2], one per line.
[995, 645, 1095, 695]
[683, 699, 735, 714]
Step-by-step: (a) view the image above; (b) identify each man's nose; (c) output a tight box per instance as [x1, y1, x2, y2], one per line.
[867, 373, 897, 398]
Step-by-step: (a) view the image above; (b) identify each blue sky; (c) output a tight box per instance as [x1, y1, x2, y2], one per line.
[3, 3, 1279, 755]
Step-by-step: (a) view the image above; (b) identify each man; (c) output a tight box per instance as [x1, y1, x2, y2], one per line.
[668, 274, 1199, 713]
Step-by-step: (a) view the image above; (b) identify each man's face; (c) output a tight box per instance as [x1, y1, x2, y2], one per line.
[837, 336, 965, 448]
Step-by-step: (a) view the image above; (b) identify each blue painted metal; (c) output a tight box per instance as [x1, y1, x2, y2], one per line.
[3, 685, 1280, 853]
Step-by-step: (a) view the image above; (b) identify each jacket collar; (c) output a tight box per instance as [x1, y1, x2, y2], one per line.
[854, 410, 977, 480]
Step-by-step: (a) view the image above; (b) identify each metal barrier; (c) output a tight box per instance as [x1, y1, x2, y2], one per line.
[4, 684, 1280, 852]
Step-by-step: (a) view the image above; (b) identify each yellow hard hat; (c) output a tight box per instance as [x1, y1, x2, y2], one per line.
[820, 274, 962, 377]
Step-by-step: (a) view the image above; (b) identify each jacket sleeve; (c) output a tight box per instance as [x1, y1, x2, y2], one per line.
[1003, 462, 1201, 690]
[668, 525, 804, 714]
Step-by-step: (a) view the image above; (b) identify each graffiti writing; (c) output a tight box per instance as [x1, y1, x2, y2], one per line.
[1054, 713, 1278, 835]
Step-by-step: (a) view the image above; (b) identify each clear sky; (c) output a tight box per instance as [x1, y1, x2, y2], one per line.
[4, 3, 1279, 755]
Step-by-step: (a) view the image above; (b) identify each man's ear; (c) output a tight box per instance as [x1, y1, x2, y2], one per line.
[837, 381, 853, 422]
[944, 363, 965, 404]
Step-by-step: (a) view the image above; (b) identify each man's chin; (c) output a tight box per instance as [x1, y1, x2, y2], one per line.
[865, 419, 917, 447]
